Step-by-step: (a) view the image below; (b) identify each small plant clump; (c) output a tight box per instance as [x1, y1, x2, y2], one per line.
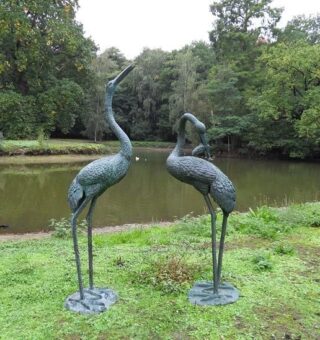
[273, 243, 295, 256]
[48, 217, 87, 238]
[252, 252, 273, 271]
[135, 255, 200, 294]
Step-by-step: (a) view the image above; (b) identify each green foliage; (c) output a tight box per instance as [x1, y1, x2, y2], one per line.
[175, 213, 211, 238]
[273, 243, 295, 256]
[1, 0, 320, 159]
[0, 0, 95, 137]
[37, 79, 84, 134]
[36, 128, 47, 148]
[276, 202, 320, 228]
[279, 14, 320, 44]
[0, 90, 37, 139]
[248, 41, 320, 157]
[230, 203, 320, 240]
[231, 206, 292, 239]
[82, 47, 123, 141]
[128, 48, 172, 140]
[252, 252, 273, 271]
[0, 139, 108, 155]
[49, 217, 87, 238]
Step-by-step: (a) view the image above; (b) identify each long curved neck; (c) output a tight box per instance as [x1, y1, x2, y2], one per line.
[106, 90, 132, 160]
[172, 113, 198, 157]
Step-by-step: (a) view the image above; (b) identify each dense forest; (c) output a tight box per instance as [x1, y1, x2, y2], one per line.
[0, 0, 320, 159]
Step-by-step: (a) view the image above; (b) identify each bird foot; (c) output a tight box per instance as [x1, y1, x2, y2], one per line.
[188, 281, 239, 306]
[64, 287, 117, 314]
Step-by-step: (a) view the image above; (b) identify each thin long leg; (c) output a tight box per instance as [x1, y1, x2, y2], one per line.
[71, 198, 90, 300]
[217, 212, 228, 284]
[203, 195, 218, 294]
[86, 197, 97, 290]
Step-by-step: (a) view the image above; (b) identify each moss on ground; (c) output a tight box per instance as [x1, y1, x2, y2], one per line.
[0, 203, 319, 339]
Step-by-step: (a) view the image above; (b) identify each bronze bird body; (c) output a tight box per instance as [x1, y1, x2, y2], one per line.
[167, 113, 237, 304]
[66, 65, 134, 313]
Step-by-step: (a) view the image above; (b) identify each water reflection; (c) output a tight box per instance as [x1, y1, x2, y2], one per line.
[0, 150, 319, 233]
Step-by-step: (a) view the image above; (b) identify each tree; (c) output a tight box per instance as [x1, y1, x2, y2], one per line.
[37, 79, 84, 134]
[82, 48, 124, 141]
[209, 0, 282, 60]
[0, 0, 96, 137]
[0, 91, 36, 139]
[169, 49, 200, 124]
[248, 41, 320, 157]
[279, 14, 320, 44]
[128, 48, 171, 140]
[207, 0, 283, 152]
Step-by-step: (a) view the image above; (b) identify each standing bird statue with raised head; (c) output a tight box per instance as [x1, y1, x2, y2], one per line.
[166, 113, 239, 305]
[65, 64, 135, 314]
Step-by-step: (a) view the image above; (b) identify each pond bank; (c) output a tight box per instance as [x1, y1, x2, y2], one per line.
[0, 221, 171, 242]
[0, 203, 319, 339]
[0, 139, 175, 157]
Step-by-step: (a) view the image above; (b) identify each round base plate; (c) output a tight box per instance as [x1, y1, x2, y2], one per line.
[64, 287, 117, 314]
[188, 281, 239, 306]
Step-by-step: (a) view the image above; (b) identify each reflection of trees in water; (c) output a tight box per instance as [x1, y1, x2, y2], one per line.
[0, 163, 82, 176]
[0, 154, 319, 233]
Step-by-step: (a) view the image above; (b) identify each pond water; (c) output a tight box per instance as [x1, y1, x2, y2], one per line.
[0, 149, 319, 234]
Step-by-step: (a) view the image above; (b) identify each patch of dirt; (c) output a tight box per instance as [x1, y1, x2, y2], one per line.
[254, 305, 311, 339]
[294, 244, 320, 283]
[198, 236, 269, 251]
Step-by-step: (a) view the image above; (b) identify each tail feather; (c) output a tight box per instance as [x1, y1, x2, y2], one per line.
[68, 178, 85, 212]
[210, 181, 236, 214]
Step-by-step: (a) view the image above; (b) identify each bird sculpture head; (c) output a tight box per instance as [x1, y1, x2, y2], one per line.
[194, 121, 211, 160]
[106, 63, 135, 94]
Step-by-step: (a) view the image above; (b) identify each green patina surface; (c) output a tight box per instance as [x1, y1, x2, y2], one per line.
[0, 203, 319, 339]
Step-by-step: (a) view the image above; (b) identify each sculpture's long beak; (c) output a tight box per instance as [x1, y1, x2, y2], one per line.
[113, 64, 135, 85]
[199, 133, 211, 159]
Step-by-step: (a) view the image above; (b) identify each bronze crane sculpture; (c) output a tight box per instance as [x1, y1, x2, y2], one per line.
[166, 113, 239, 305]
[65, 64, 135, 314]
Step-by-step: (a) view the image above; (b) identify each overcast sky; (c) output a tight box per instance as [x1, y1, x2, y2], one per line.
[76, 0, 319, 59]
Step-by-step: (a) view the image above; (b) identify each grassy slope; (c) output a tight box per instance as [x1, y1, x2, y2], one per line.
[0, 139, 174, 156]
[0, 203, 319, 339]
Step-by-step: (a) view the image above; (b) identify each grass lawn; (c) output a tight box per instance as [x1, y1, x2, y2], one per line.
[0, 203, 319, 339]
[0, 139, 108, 156]
[0, 139, 174, 156]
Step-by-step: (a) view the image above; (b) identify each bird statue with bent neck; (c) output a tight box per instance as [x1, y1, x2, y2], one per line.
[65, 64, 135, 314]
[166, 113, 239, 306]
